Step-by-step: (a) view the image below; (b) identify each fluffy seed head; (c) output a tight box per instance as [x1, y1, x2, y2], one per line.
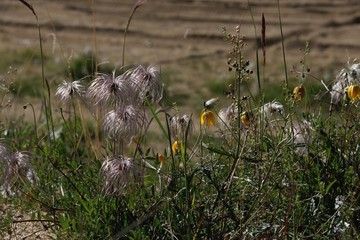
[260, 101, 284, 118]
[218, 104, 237, 130]
[170, 114, 194, 141]
[87, 72, 131, 107]
[1, 149, 38, 197]
[100, 156, 133, 196]
[56, 80, 85, 102]
[127, 65, 163, 105]
[103, 105, 144, 141]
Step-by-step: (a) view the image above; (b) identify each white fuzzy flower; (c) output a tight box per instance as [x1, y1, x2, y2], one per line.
[103, 105, 144, 141]
[218, 104, 238, 130]
[56, 80, 85, 101]
[126, 65, 163, 105]
[170, 114, 194, 141]
[291, 120, 313, 156]
[100, 156, 133, 196]
[260, 101, 284, 118]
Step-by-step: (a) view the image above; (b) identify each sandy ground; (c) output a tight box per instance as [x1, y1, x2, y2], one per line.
[1, 0, 360, 105]
[1, 0, 360, 238]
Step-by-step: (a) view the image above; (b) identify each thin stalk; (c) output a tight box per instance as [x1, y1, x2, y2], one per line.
[18, 0, 55, 144]
[277, 0, 289, 89]
[122, 1, 147, 68]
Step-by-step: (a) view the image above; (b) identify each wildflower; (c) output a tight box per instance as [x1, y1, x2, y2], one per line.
[87, 72, 130, 107]
[293, 84, 305, 101]
[172, 141, 182, 154]
[347, 85, 360, 101]
[240, 111, 251, 126]
[291, 120, 313, 156]
[204, 97, 219, 110]
[170, 114, 194, 140]
[103, 105, 144, 141]
[157, 154, 166, 164]
[218, 104, 237, 130]
[1, 148, 38, 197]
[100, 156, 133, 196]
[56, 80, 84, 101]
[260, 101, 284, 118]
[201, 110, 216, 127]
[127, 65, 163, 105]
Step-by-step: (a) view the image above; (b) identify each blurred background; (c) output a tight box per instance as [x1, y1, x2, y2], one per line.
[1, 0, 360, 119]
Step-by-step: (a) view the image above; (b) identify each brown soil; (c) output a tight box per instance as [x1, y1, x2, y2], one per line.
[1, 0, 360, 107]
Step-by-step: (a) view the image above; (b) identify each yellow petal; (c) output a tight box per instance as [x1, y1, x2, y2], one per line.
[293, 85, 305, 101]
[347, 85, 360, 101]
[172, 141, 181, 154]
[240, 111, 251, 126]
[201, 110, 216, 127]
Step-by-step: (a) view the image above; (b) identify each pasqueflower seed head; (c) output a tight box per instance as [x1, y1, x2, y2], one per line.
[56, 80, 85, 102]
[103, 105, 144, 141]
[218, 104, 237, 130]
[170, 114, 194, 141]
[1, 150, 38, 196]
[127, 65, 163, 105]
[260, 101, 284, 118]
[87, 72, 131, 107]
[100, 156, 133, 196]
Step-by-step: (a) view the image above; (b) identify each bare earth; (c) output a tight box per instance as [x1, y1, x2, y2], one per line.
[1, 0, 360, 238]
[1, 0, 360, 105]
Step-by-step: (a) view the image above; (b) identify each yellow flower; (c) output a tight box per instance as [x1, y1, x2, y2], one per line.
[293, 84, 305, 101]
[240, 111, 251, 126]
[172, 141, 182, 154]
[201, 110, 216, 127]
[347, 85, 360, 101]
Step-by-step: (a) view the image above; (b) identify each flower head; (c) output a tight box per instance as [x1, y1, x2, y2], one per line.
[347, 85, 360, 101]
[172, 141, 182, 154]
[1, 148, 38, 197]
[218, 104, 237, 130]
[56, 80, 84, 102]
[260, 101, 284, 118]
[293, 84, 305, 101]
[170, 114, 194, 141]
[87, 72, 131, 107]
[290, 120, 313, 156]
[240, 111, 252, 126]
[100, 156, 133, 196]
[201, 110, 216, 127]
[103, 105, 144, 141]
[127, 65, 163, 105]
[157, 154, 166, 164]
